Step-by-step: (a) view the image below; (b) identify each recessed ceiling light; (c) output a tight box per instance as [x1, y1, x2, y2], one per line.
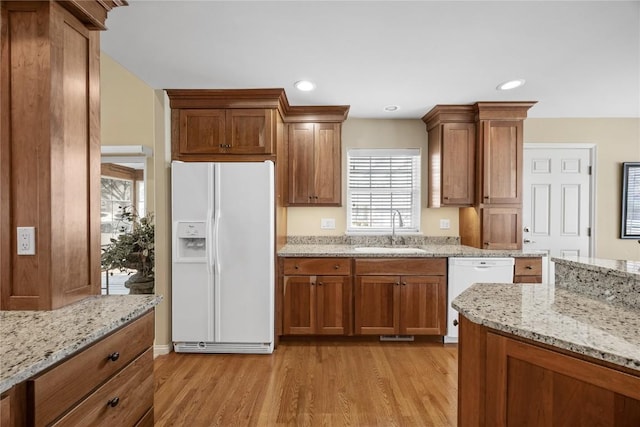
[294, 80, 316, 91]
[496, 79, 526, 91]
[383, 105, 400, 112]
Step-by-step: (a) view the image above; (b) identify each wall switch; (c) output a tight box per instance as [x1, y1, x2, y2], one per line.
[17, 226, 36, 255]
[320, 218, 336, 229]
[439, 219, 451, 230]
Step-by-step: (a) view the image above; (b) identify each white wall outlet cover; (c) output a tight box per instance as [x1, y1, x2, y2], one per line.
[320, 218, 336, 229]
[439, 219, 451, 230]
[17, 226, 36, 255]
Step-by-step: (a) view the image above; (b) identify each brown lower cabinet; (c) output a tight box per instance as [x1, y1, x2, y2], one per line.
[354, 258, 447, 336]
[282, 258, 352, 335]
[513, 257, 542, 283]
[458, 316, 640, 427]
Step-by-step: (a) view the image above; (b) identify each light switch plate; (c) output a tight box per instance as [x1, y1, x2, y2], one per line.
[320, 218, 336, 229]
[439, 219, 451, 230]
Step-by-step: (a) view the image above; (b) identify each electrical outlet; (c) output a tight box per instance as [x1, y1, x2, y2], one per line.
[17, 226, 36, 255]
[320, 218, 336, 229]
[439, 219, 451, 230]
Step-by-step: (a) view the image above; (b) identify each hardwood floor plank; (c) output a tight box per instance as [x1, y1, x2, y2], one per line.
[154, 340, 458, 426]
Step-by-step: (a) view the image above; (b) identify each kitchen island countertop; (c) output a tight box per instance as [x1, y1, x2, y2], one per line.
[0, 294, 162, 394]
[453, 255, 640, 373]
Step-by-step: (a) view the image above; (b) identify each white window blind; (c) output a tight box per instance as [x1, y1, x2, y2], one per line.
[347, 148, 421, 233]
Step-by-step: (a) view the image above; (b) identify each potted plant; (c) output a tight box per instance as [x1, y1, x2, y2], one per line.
[101, 208, 155, 294]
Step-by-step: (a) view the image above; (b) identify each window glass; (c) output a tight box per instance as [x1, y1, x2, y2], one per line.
[347, 148, 421, 233]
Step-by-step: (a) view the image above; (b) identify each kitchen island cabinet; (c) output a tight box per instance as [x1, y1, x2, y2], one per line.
[453, 256, 640, 426]
[0, 295, 161, 426]
[354, 258, 446, 336]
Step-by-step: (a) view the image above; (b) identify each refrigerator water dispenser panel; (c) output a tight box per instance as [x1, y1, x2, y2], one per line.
[176, 222, 207, 260]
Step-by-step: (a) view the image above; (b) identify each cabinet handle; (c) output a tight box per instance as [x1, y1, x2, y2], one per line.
[484, 196, 489, 199]
[318, 282, 323, 286]
[453, 319, 459, 326]
[314, 196, 319, 199]
[311, 282, 315, 286]
[443, 197, 449, 200]
[525, 265, 533, 270]
[107, 352, 120, 362]
[294, 265, 299, 269]
[334, 265, 340, 270]
[107, 397, 120, 408]
[401, 282, 407, 286]
[395, 282, 400, 286]
[484, 242, 490, 246]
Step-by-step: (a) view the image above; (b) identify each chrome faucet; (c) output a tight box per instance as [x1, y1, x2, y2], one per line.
[391, 209, 404, 245]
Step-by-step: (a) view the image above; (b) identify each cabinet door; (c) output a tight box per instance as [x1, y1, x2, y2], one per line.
[283, 276, 315, 335]
[179, 109, 226, 154]
[354, 276, 399, 335]
[227, 109, 273, 154]
[442, 123, 475, 206]
[287, 123, 315, 204]
[399, 276, 446, 335]
[481, 120, 523, 204]
[316, 275, 351, 335]
[485, 333, 640, 426]
[482, 206, 522, 250]
[313, 123, 341, 205]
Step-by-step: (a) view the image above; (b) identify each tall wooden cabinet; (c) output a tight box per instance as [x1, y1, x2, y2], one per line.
[284, 106, 349, 206]
[0, 1, 125, 310]
[423, 102, 535, 250]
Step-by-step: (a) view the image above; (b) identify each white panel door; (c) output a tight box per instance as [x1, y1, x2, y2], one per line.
[523, 146, 593, 270]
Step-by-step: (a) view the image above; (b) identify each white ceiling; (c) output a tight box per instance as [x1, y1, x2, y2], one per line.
[101, 1, 640, 119]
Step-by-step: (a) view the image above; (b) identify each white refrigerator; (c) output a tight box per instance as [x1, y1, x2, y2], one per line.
[171, 161, 274, 354]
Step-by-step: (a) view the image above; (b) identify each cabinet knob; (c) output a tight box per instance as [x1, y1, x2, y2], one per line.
[107, 397, 120, 408]
[318, 282, 323, 286]
[525, 265, 533, 270]
[401, 282, 407, 286]
[314, 196, 319, 199]
[311, 282, 315, 286]
[107, 352, 120, 362]
[395, 282, 400, 286]
[334, 265, 340, 270]
[484, 196, 489, 199]
[484, 242, 490, 246]
[453, 319, 459, 326]
[443, 197, 449, 200]
[294, 265, 299, 269]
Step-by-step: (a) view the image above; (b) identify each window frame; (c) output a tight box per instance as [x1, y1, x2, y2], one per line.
[346, 148, 421, 235]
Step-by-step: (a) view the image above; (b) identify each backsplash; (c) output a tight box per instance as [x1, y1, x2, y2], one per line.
[286, 235, 460, 246]
[554, 257, 640, 310]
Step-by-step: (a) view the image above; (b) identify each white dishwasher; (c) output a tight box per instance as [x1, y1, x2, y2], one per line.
[446, 257, 514, 343]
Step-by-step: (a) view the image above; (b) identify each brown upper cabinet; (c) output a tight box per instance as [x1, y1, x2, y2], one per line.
[424, 102, 536, 250]
[167, 89, 289, 161]
[284, 106, 349, 206]
[423, 106, 476, 207]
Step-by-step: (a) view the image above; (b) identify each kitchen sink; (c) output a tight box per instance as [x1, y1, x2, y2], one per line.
[353, 246, 427, 254]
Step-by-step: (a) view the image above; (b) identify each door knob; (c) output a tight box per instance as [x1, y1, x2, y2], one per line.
[523, 226, 530, 232]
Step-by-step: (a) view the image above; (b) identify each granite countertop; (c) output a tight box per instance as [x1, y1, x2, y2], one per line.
[553, 256, 640, 279]
[0, 295, 162, 394]
[452, 283, 640, 372]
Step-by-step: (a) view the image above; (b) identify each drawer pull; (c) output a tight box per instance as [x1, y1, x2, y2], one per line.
[107, 352, 120, 362]
[318, 282, 323, 286]
[107, 397, 120, 408]
[401, 282, 407, 286]
[334, 265, 340, 270]
[525, 265, 533, 270]
[294, 265, 299, 269]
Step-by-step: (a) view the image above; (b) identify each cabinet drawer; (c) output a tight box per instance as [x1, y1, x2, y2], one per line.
[355, 258, 446, 276]
[514, 257, 542, 276]
[52, 348, 154, 426]
[30, 311, 154, 426]
[283, 258, 351, 275]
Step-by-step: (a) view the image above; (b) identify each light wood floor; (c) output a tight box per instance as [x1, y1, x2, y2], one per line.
[154, 339, 458, 426]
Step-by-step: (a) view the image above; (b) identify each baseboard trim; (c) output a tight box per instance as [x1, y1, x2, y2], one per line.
[154, 344, 172, 358]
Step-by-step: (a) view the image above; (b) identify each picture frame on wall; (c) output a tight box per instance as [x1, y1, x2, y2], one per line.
[621, 162, 640, 239]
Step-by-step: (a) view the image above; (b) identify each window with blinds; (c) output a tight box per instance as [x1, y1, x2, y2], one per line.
[347, 148, 421, 233]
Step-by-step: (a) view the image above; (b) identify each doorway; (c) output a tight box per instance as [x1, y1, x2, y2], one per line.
[522, 144, 596, 283]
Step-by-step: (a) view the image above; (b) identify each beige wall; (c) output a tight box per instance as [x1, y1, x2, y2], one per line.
[100, 53, 156, 212]
[525, 118, 640, 261]
[287, 119, 460, 237]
